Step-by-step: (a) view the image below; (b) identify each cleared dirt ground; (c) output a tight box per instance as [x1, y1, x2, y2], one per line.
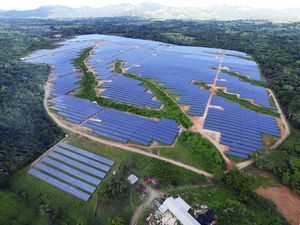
[256, 186, 300, 225]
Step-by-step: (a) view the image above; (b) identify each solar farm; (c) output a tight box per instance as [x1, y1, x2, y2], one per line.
[24, 34, 282, 161]
[28, 143, 114, 201]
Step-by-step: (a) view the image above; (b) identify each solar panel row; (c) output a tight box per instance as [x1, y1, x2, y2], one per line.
[83, 108, 180, 146]
[101, 75, 161, 108]
[217, 72, 272, 108]
[27, 143, 115, 201]
[25, 36, 95, 97]
[49, 95, 103, 124]
[204, 96, 280, 159]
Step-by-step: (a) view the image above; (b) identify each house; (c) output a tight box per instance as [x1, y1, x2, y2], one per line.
[158, 196, 201, 225]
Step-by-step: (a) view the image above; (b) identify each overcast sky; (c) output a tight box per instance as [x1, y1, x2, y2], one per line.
[1, 0, 300, 10]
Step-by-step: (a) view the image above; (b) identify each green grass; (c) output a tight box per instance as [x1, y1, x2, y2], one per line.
[168, 184, 288, 225]
[74, 47, 97, 99]
[76, 70, 97, 99]
[10, 166, 97, 225]
[115, 61, 192, 128]
[262, 133, 279, 149]
[68, 134, 207, 189]
[95, 189, 142, 225]
[193, 80, 210, 90]
[74, 48, 192, 128]
[153, 132, 225, 173]
[227, 155, 247, 163]
[245, 168, 281, 189]
[224, 54, 254, 61]
[73, 47, 92, 72]
[0, 191, 49, 225]
[217, 90, 280, 117]
[221, 69, 267, 87]
[8, 134, 207, 224]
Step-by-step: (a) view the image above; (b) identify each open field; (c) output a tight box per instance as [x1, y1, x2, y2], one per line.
[8, 134, 208, 224]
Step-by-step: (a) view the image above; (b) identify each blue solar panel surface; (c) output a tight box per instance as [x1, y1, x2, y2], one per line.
[217, 72, 272, 108]
[28, 143, 114, 201]
[204, 96, 280, 158]
[83, 109, 180, 146]
[25, 34, 280, 159]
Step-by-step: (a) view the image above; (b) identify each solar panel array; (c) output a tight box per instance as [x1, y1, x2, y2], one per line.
[28, 143, 114, 201]
[83, 109, 180, 146]
[204, 96, 280, 159]
[25, 36, 97, 97]
[25, 34, 280, 157]
[217, 72, 272, 108]
[49, 95, 103, 124]
[221, 55, 262, 80]
[101, 75, 161, 108]
[128, 51, 218, 116]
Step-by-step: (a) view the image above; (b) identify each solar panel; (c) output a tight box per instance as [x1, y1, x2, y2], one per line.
[54, 147, 111, 172]
[48, 151, 106, 178]
[35, 162, 96, 193]
[28, 168, 90, 201]
[59, 143, 115, 166]
[42, 157, 101, 185]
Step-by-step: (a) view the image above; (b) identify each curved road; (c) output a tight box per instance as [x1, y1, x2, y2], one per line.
[43, 84, 213, 178]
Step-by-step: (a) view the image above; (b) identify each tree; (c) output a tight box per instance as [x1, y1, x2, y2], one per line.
[108, 217, 124, 225]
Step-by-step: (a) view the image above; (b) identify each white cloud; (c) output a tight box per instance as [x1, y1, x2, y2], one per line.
[1, 0, 300, 10]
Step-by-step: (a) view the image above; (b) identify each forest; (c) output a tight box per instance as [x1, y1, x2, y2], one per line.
[0, 29, 64, 186]
[0, 17, 300, 224]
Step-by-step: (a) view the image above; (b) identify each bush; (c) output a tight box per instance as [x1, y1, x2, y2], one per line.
[179, 132, 226, 170]
[223, 168, 251, 202]
[108, 217, 125, 225]
[98, 164, 130, 201]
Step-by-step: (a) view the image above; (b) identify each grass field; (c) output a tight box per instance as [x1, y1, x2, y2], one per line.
[7, 134, 208, 225]
[153, 132, 225, 173]
[0, 191, 49, 225]
[167, 184, 287, 225]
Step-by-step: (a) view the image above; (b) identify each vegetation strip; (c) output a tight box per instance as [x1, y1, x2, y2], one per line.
[217, 90, 279, 117]
[221, 69, 267, 87]
[115, 61, 192, 127]
[74, 48, 192, 128]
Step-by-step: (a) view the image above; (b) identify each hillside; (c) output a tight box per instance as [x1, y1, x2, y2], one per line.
[1, 3, 300, 21]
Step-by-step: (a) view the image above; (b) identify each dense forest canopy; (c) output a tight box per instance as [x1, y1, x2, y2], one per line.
[0, 30, 64, 186]
[1, 18, 300, 190]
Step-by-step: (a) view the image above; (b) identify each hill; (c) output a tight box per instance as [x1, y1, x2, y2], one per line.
[1, 3, 300, 21]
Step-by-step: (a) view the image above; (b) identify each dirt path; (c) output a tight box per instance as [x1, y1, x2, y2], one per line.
[268, 88, 290, 149]
[43, 84, 213, 178]
[130, 186, 160, 225]
[256, 186, 300, 225]
[192, 51, 233, 171]
[237, 89, 290, 170]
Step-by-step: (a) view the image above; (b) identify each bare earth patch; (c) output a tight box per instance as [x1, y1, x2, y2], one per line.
[256, 186, 300, 225]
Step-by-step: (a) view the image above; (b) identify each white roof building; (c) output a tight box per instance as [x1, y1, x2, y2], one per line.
[127, 174, 138, 185]
[159, 196, 200, 225]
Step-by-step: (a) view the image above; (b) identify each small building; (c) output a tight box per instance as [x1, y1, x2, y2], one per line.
[158, 196, 200, 225]
[53, 34, 62, 38]
[127, 174, 138, 185]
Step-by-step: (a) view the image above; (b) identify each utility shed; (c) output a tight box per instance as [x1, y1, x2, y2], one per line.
[159, 196, 201, 225]
[127, 174, 138, 185]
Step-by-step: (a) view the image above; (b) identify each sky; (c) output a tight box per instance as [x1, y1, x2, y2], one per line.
[1, 0, 300, 10]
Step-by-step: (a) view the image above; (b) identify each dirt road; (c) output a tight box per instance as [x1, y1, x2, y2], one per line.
[43, 84, 213, 178]
[268, 88, 291, 149]
[256, 186, 300, 225]
[130, 186, 160, 225]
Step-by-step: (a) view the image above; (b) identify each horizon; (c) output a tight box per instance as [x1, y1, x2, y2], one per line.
[1, 0, 300, 10]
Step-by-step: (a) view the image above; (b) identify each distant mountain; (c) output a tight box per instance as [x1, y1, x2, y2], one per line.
[1, 2, 300, 21]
